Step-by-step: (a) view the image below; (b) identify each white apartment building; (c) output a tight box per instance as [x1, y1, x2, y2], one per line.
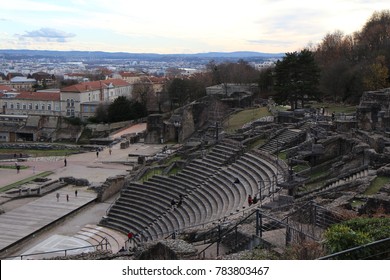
[60, 79, 133, 119]
[0, 79, 133, 119]
[0, 91, 61, 116]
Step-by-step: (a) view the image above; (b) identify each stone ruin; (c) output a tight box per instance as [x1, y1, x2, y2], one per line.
[51, 87, 390, 260]
[144, 96, 227, 144]
[357, 88, 390, 132]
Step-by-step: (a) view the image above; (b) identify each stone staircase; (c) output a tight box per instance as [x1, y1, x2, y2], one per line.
[73, 224, 127, 253]
[259, 128, 306, 154]
[100, 140, 287, 243]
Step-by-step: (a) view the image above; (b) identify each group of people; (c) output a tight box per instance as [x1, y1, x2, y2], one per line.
[171, 194, 184, 209]
[56, 190, 78, 202]
[247, 194, 258, 206]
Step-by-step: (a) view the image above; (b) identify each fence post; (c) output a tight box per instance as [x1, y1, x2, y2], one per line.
[235, 227, 238, 248]
[217, 224, 221, 257]
[256, 209, 262, 238]
[286, 226, 291, 246]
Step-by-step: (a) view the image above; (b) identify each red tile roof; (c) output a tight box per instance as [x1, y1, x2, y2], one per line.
[61, 79, 131, 93]
[119, 71, 140, 78]
[0, 85, 15, 92]
[65, 73, 85, 77]
[0, 91, 60, 101]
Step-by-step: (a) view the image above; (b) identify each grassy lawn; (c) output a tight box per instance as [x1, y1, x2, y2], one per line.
[224, 107, 271, 131]
[0, 148, 82, 157]
[0, 171, 53, 193]
[140, 168, 162, 182]
[0, 164, 29, 170]
[310, 102, 357, 114]
[364, 176, 390, 195]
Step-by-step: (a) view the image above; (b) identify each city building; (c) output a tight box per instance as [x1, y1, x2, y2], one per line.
[0, 91, 61, 116]
[60, 79, 133, 119]
[9, 76, 37, 91]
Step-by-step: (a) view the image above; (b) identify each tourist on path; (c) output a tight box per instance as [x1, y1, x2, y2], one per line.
[248, 195, 253, 206]
[96, 151, 99, 158]
[56, 193, 60, 202]
[75, 190, 78, 197]
[66, 194, 69, 202]
[64, 158, 67, 167]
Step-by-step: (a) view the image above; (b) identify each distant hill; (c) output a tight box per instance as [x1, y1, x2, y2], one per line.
[191, 51, 284, 58]
[0, 49, 284, 60]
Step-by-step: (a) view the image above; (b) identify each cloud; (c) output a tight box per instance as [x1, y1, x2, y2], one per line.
[20, 28, 76, 42]
[248, 39, 293, 47]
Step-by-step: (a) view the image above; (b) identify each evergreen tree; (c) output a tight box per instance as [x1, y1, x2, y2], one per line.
[274, 49, 320, 109]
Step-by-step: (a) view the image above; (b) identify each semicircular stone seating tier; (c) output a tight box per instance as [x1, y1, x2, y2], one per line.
[100, 140, 287, 242]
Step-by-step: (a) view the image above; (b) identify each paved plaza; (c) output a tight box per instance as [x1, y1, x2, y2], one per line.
[0, 123, 167, 259]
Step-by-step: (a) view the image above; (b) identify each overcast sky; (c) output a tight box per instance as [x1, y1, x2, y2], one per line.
[0, 0, 388, 54]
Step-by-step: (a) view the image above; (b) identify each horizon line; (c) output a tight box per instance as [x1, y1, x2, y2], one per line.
[0, 48, 286, 56]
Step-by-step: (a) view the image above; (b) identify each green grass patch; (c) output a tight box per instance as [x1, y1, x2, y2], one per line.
[0, 165, 29, 170]
[224, 107, 271, 131]
[300, 182, 321, 193]
[277, 151, 287, 161]
[249, 138, 267, 150]
[293, 164, 309, 173]
[309, 168, 329, 180]
[167, 167, 179, 175]
[0, 171, 53, 193]
[0, 148, 81, 157]
[140, 168, 162, 182]
[311, 102, 356, 114]
[164, 155, 182, 166]
[275, 105, 290, 112]
[350, 199, 365, 208]
[364, 176, 390, 195]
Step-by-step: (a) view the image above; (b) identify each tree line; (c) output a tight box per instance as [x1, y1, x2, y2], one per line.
[166, 10, 390, 111]
[91, 10, 390, 122]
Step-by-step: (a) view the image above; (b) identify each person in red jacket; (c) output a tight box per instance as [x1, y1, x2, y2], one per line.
[248, 195, 253, 206]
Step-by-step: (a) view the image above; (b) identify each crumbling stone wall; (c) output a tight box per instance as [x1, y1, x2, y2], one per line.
[357, 89, 390, 131]
[95, 175, 126, 202]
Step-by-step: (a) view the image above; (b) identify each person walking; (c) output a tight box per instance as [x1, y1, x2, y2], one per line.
[56, 193, 60, 202]
[66, 194, 69, 202]
[75, 190, 78, 197]
[64, 158, 67, 167]
[248, 195, 253, 206]
[109, 148, 112, 155]
[96, 150, 99, 158]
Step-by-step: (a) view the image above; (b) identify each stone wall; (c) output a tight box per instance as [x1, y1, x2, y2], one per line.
[145, 114, 164, 144]
[145, 100, 210, 144]
[95, 175, 126, 202]
[357, 88, 390, 131]
[86, 120, 134, 134]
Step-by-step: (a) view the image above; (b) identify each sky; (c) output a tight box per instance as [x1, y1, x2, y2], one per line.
[0, 0, 389, 54]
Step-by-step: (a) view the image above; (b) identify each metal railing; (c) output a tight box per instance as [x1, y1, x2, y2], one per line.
[4, 237, 110, 260]
[318, 238, 390, 260]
